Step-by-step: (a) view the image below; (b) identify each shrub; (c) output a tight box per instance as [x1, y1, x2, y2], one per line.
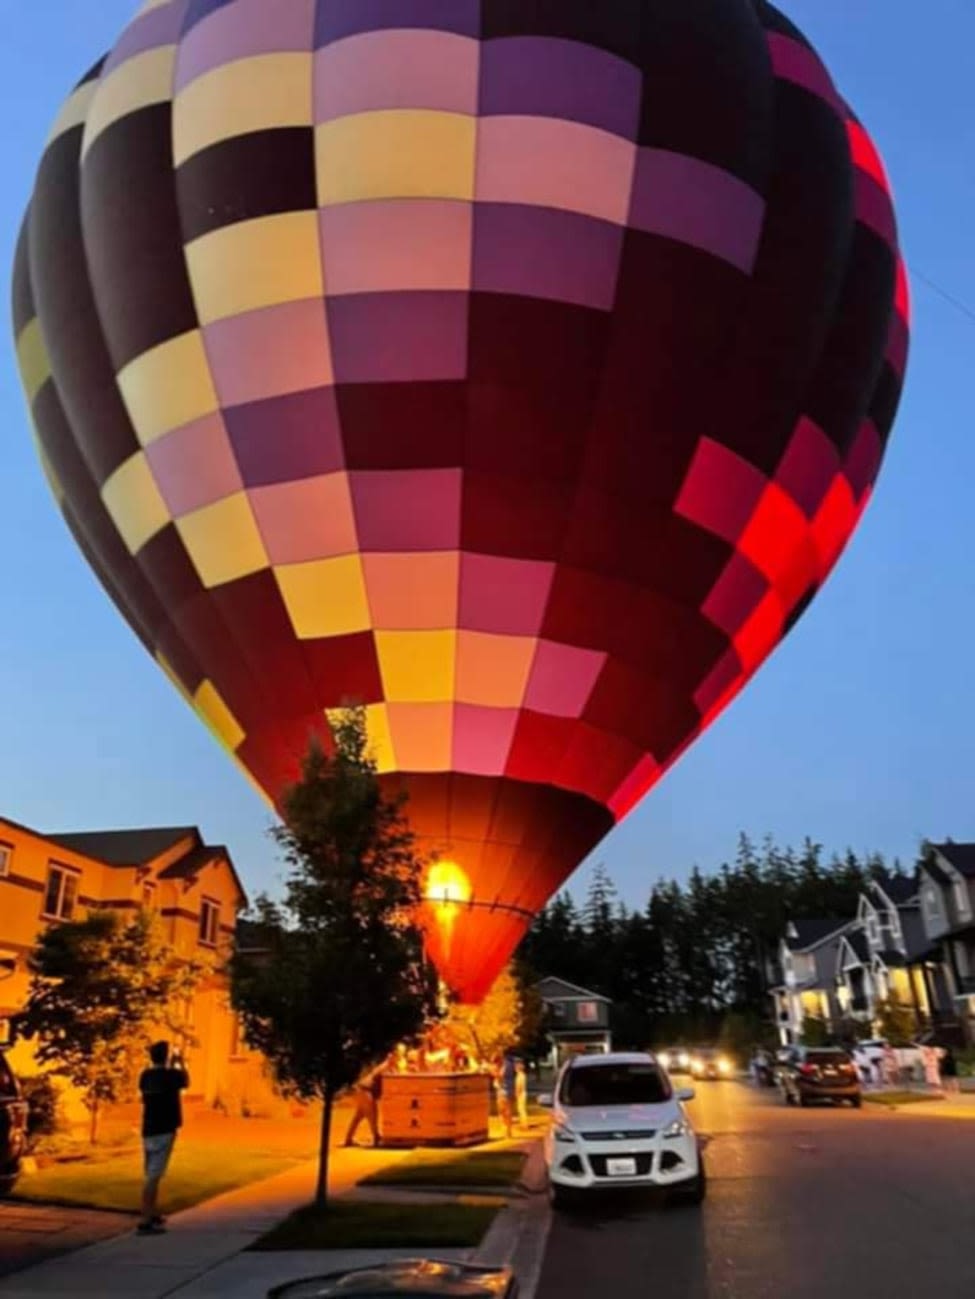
[20, 1075, 63, 1146]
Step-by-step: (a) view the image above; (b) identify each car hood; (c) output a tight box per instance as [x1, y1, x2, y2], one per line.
[558, 1100, 680, 1133]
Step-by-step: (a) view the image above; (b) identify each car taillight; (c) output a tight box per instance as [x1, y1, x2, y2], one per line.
[798, 1064, 819, 1078]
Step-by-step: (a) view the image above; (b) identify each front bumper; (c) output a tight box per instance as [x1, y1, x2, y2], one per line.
[547, 1134, 700, 1191]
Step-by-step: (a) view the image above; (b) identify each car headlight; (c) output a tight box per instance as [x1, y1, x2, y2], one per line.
[658, 1051, 670, 1068]
[553, 1123, 577, 1144]
[678, 1053, 690, 1067]
[663, 1118, 690, 1139]
[718, 1058, 731, 1073]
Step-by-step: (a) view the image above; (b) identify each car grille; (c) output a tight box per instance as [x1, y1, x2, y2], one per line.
[579, 1129, 656, 1141]
[589, 1153, 655, 1178]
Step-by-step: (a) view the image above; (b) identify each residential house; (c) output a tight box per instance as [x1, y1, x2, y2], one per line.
[537, 976, 612, 1067]
[0, 815, 266, 1114]
[918, 844, 975, 1043]
[772, 869, 968, 1046]
[835, 877, 943, 1025]
[770, 918, 853, 1045]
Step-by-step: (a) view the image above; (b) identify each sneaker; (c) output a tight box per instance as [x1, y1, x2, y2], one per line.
[137, 1221, 167, 1236]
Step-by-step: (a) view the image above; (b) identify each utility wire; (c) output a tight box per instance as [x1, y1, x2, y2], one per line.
[913, 267, 975, 328]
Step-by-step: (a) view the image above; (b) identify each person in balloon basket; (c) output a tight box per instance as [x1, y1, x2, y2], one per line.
[137, 1040, 189, 1236]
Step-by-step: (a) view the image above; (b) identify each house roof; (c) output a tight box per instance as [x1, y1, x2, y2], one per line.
[157, 845, 228, 881]
[874, 947, 907, 969]
[932, 843, 975, 880]
[875, 876, 919, 906]
[846, 931, 871, 963]
[537, 975, 611, 1003]
[46, 826, 247, 906]
[920, 855, 952, 886]
[784, 918, 850, 951]
[45, 827, 198, 867]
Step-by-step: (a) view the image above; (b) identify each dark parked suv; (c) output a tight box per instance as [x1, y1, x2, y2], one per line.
[0, 1051, 28, 1195]
[779, 1047, 862, 1108]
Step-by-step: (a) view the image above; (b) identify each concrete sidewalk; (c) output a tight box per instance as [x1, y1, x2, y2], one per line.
[0, 1144, 409, 1298]
[876, 1089, 975, 1119]
[0, 1131, 545, 1298]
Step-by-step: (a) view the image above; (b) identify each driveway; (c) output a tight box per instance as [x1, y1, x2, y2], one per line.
[0, 1203, 132, 1279]
[537, 1078, 975, 1299]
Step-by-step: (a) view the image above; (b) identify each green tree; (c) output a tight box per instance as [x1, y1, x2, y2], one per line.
[230, 709, 438, 1208]
[17, 910, 200, 1142]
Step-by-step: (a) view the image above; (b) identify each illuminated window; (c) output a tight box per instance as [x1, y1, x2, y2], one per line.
[199, 898, 220, 947]
[0, 843, 12, 877]
[43, 864, 79, 921]
[577, 1001, 599, 1023]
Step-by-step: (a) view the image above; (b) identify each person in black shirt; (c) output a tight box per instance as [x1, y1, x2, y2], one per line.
[137, 1040, 189, 1236]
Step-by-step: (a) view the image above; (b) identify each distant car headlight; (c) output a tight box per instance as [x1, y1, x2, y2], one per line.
[553, 1123, 577, 1144]
[662, 1118, 690, 1139]
[658, 1051, 671, 1068]
[718, 1058, 731, 1073]
[690, 1059, 703, 1073]
[678, 1052, 690, 1068]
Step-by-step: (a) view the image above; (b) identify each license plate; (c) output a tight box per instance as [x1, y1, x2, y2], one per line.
[606, 1157, 637, 1177]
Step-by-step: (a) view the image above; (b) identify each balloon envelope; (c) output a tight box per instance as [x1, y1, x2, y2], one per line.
[13, 0, 908, 1002]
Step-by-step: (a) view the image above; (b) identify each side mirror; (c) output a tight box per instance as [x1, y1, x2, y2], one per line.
[537, 1093, 553, 1108]
[676, 1087, 696, 1103]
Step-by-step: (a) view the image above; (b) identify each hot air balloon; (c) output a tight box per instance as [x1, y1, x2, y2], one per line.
[13, 0, 908, 1003]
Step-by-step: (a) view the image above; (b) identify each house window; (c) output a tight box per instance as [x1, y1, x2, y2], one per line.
[141, 882, 157, 910]
[577, 1001, 599, 1023]
[866, 915, 879, 945]
[953, 879, 970, 919]
[199, 898, 220, 947]
[0, 843, 12, 878]
[43, 864, 79, 921]
[924, 887, 940, 923]
[550, 1002, 567, 1022]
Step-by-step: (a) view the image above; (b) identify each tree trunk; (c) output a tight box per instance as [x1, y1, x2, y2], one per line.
[89, 1099, 99, 1146]
[314, 1091, 334, 1207]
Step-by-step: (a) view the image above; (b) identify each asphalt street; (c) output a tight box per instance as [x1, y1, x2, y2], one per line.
[537, 1080, 975, 1299]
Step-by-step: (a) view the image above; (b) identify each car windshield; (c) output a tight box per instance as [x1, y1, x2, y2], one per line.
[806, 1051, 851, 1065]
[561, 1062, 671, 1107]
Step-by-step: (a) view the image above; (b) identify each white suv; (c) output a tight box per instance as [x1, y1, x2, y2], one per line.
[542, 1052, 704, 1209]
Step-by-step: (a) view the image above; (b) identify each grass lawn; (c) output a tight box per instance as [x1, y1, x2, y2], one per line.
[863, 1090, 944, 1108]
[359, 1148, 526, 1191]
[12, 1140, 306, 1214]
[251, 1200, 498, 1251]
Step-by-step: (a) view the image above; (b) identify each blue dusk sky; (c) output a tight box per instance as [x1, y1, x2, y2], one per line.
[0, 2, 970, 909]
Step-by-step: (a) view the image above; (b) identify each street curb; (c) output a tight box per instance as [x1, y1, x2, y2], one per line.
[473, 1142, 550, 1299]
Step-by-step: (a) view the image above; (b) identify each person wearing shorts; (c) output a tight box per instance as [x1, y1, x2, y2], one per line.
[138, 1041, 189, 1236]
